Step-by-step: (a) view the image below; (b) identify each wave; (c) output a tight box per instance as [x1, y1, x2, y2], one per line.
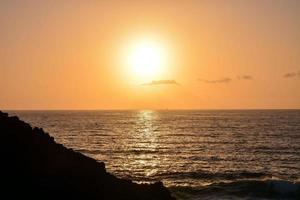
[170, 179, 300, 200]
[154, 170, 270, 181]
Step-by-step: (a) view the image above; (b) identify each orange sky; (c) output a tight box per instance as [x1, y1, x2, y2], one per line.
[1, 0, 300, 110]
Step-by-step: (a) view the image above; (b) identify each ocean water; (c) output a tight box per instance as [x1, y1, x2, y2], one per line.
[8, 110, 300, 199]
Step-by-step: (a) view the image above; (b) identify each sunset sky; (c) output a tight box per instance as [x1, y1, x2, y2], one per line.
[1, 0, 299, 110]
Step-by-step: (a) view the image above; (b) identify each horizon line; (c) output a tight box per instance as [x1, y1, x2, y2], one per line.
[3, 108, 300, 111]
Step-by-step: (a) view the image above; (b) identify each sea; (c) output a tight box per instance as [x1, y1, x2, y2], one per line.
[7, 110, 300, 199]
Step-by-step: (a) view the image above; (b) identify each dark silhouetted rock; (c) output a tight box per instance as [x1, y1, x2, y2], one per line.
[0, 111, 175, 200]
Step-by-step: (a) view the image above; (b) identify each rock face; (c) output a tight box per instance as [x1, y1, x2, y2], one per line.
[0, 111, 175, 200]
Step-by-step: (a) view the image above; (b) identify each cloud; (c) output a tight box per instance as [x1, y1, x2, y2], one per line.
[283, 72, 297, 78]
[198, 77, 232, 84]
[237, 75, 253, 80]
[142, 80, 179, 86]
[198, 74, 253, 84]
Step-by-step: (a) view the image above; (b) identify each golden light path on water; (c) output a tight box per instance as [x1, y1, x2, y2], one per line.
[130, 110, 160, 178]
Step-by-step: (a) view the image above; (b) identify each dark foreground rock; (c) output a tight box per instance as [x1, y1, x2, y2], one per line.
[0, 111, 175, 200]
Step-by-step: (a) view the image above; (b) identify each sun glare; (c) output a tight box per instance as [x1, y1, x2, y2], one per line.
[127, 39, 167, 82]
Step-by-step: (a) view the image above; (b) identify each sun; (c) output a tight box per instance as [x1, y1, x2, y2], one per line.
[127, 39, 167, 82]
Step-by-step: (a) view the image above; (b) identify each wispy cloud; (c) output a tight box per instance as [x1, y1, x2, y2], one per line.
[142, 80, 179, 86]
[198, 74, 253, 84]
[198, 77, 232, 84]
[283, 72, 297, 78]
[237, 75, 253, 80]
[283, 71, 300, 78]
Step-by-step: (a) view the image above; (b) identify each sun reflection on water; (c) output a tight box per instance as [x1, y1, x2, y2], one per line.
[131, 110, 160, 177]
